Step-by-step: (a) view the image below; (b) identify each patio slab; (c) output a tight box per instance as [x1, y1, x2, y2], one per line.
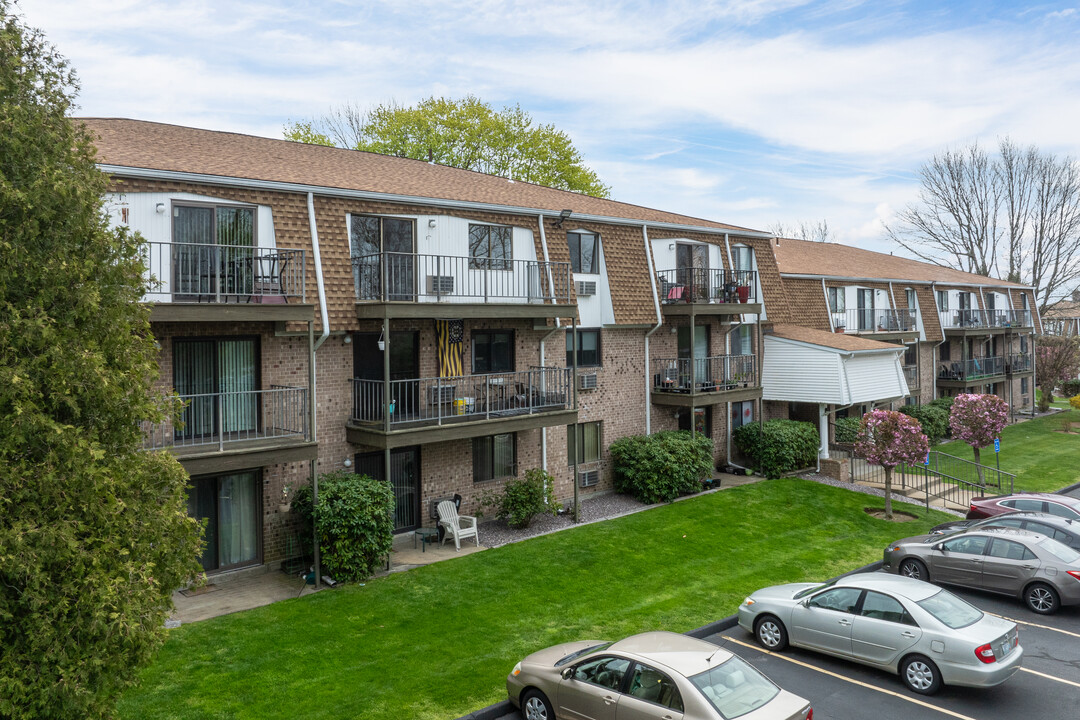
[170, 569, 320, 624]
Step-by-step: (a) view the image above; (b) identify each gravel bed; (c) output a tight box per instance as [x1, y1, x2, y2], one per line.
[479, 492, 651, 548]
[799, 473, 965, 517]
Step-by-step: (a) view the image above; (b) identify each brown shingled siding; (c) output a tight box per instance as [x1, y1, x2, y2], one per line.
[1008, 288, 1042, 333]
[915, 285, 943, 342]
[754, 237, 790, 324]
[783, 278, 831, 331]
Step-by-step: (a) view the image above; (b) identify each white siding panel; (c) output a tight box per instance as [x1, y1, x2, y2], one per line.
[842, 352, 907, 404]
[762, 338, 845, 403]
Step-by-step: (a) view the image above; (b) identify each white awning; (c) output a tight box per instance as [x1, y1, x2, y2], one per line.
[762, 335, 909, 406]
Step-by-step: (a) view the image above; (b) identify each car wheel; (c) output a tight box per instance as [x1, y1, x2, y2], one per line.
[754, 615, 788, 651]
[901, 654, 942, 695]
[1025, 583, 1060, 615]
[521, 689, 554, 720]
[898, 558, 928, 581]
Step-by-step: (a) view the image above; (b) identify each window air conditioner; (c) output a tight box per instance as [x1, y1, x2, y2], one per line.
[578, 373, 598, 390]
[575, 280, 597, 297]
[578, 469, 600, 487]
[427, 275, 454, 294]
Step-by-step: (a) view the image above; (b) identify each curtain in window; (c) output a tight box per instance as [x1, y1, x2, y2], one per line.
[217, 473, 258, 567]
[173, 206, 214, 296]
[493, 433, 514, 477]
[217, 207, 255, 295]
[175, 340, 216, 439]
[219, 340, 257, 433]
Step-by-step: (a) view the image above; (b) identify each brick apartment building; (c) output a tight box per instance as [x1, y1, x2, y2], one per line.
[84, 119, 1042, 577]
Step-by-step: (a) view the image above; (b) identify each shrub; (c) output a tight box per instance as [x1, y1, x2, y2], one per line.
[1071, 395, 1080, 411]
[929, 396, 954, 414]
[610, 431, 712, 503]
[1060, 379, 1080, 397]
[897, 404, 949, 444]
[834, 416, 861, 444]
[732, 419, 819, 479]
[479, 468, 560, 528]
[295, 471, 394, 582]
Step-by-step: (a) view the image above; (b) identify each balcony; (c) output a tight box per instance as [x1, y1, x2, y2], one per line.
[141, 242, 312, 322]
[346, 367, 577, 448]
[937, 356, 1007, 387]
[141, 386, 315, 474]
[352, 252, 575, 320]
[656, 269, 760, 316]
[650, 355, 761, 406]
[831, 308, 918, 338]
[903, 365, 920, 391]
[939, 309, 1033, 334]
[1006, 353, 1033, 374]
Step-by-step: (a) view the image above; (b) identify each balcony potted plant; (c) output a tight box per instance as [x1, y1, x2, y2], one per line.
[834, 321, 846, 334]
[736, 284, 751, 303]
[278, 485, 292, 514]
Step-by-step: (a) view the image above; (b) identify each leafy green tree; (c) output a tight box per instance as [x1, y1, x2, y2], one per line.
[284, 95, 611, 197]
[0, 6, 203, 718]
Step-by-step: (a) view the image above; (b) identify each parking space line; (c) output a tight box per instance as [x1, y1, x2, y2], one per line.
[1019, 667, 1080, 689]
[986, 612, 1080, 640]
[724, 637, 979, 720]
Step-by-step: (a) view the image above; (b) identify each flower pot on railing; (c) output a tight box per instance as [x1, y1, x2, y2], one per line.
[834, 326, 846, 334]
[736, 285, 750, 303]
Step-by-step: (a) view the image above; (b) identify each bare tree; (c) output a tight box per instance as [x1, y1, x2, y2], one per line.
[767, 218, 831, 242]
[888, 139, 1080, 313]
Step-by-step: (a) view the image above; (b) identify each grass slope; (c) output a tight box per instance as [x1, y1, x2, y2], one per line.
[119, 479, 954, 720]
[936, 408, 1080, 493]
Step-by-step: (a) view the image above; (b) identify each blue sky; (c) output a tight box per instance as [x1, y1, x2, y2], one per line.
[21, 1, 1080, 252]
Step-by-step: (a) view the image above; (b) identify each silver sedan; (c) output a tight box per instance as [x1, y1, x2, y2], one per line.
[506, 630, 812, 720]
[737, 574, 1021, 695]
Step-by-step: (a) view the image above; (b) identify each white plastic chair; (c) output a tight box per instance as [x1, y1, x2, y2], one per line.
[437, 500, 479, 551]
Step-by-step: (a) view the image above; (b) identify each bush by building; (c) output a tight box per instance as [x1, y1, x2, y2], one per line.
[732, 419, 819, 479]
[898, 404, 950, 444]
[611, 431, 713, 504]
[479, 468, 560, 528]
[834, 416, 861, 444]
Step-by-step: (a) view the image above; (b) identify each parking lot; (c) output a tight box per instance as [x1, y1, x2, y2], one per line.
[495, 580, 1080, 720]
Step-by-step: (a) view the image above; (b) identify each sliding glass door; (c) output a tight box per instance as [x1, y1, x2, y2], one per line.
[174, 337, 259, 442]
[187, 471, 261, 571]
[172, 204, 255, 300]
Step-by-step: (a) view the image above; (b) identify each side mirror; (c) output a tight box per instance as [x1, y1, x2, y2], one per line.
[561, 668, 574, 680]
[800, 598, 810, 608]
[934, 543, 946, 552]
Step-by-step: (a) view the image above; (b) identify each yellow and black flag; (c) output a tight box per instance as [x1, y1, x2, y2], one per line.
[435, 319, 464, 377]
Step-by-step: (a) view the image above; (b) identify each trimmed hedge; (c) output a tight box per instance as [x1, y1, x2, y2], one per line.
[610, 431, 713, 504]
[1060, 379, 1080, 397]
[898, 403, 949, 444]
[732, 419, 819, 479]
[834, 416, 861, 444]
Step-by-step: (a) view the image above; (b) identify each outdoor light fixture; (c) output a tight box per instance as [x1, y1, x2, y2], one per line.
[554, 209, 572, 228]
[343, 334, 352, 345]
[428, 219, 437, 228]
[343, 458, 353, 468]
[155, 203, 166, 214]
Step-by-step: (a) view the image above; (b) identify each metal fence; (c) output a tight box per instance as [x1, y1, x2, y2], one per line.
[1006, 353, 1033, 373]
[350, 367, 571, 427]
[651, 354, 757, 392]
[142, 386, 309, 451]
[938, 309, 1032, 329]
[938, 356, 1006, 381]
[351, 252, 572, 304]
[830, 308, 916, 333]
[656, 268, 757, 304]
[141, 242, 305, 303]
[903, 365, 919, 390]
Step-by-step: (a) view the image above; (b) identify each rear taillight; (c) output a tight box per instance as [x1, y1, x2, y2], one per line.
[970, 504, 979, 514]
[806, 708, 813, 720]
[1067, 570, 1080, 582]
[975, 643, 996, 664]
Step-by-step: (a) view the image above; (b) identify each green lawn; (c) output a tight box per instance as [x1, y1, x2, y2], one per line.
[935, 407, 1080, 493]
[118, 479, 953, 720]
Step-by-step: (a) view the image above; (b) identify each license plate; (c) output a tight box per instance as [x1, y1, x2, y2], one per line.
[998, 640, 1013, 658]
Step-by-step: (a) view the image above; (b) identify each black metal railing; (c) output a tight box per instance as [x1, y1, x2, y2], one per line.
[350, 367, 571, 428]
[938, 356, 1006, 382]
[903, 365, 919, 389]
[656, 268, 757, 304]
[831, 308, 917, 333]
[351, 252, 572, 304]
[939, 309, 1032, 329]
[142, 386, 309, 451]
[141, 242, 305, 303]
[1006, 353, 1032, 373]
[652, 355, 757, 392]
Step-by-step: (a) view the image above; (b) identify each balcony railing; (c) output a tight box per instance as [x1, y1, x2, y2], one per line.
[903, 365, 919, 390]
[652, 355, 758, 392]
[938, 356, 1006, 382]
[656, 269, 757, 305]
[141, 242, 305, 303]
[350, 367, 572, 428]
[351, 252, 572, 304]
[831, 308, 917, 333]
[1006, 353, 1033, 373]
[938, 309, 1032, 329]
[142, 386, 309, 451]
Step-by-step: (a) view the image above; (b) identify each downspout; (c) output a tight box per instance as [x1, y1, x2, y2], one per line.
[308, 192, 330, 351]
[821, 278, 833, 331]
[537, 214, 561, 478]
[305, 191, 326, 589]
[643, 225, 662, 435]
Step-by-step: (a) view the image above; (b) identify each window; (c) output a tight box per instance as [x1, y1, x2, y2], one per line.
[1005, 498, 1045, 512]
[349, 214, 415, 300]
[941, 535, 989, 555]
[986, 292, 996, 310]
[1046, 502, 1080, 520]
[566, 329, 601, 367]
[472, 331, 514, 373]
[733, 245, 753, 272]
[939, 343, 951, 362]
[468, 223, 512, 270]
[172, 204, 256, 297]
[1020, 335, 1029, 353]
[691, 657, 778, 718]
[628, 663, 683, 711]
[1021, 377, 1029, 395]
[187, 471, 261, 572]
[573, 656, 631, 689]
[473, 433, 515, 482]
[987, 539, 1034, 561]
[808, 587, 862, 613]
[732, 325, 754, 356]
[904, 344, 917, 365]
[568, 422, 602, 465]
[173, 337, 259, 441]
[958, 292, 972, 311]
[860, 591, 914, 625]
[916, 590, 983, 629]
[1021, 292, 1029, 309]
[567, 232, 599, 274]
[828, 287, 845, 313]
[906, 288, 917, 309]
[937, 290, 949, 312]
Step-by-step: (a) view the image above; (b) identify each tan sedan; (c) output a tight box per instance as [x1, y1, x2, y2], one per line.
[506, 630, 812, 720]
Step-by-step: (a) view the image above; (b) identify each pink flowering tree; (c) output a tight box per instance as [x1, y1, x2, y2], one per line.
[855, 410, 930, 519]
[949, 393, 1009, 485]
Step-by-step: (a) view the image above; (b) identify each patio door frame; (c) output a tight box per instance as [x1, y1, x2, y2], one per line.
[171, 201, 258, 302]
[349, 215, 417, 301]
[187, 469, 264, 573]
[354, 446, 423, 533]
[173, 335, 261, 442]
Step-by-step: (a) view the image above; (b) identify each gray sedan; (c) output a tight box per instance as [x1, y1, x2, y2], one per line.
[737, 574, 1021, 695]
[883, 526, 1080, 614]
[506, 630, 812, 720]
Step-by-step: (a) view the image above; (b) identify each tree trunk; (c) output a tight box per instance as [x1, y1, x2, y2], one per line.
[884, 466, 894, 520]
[973, 446, 985, 487]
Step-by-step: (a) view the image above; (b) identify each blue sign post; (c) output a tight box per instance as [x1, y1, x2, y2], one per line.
[994, 438, 1001, 480]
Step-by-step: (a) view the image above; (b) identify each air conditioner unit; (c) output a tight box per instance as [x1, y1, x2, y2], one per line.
[578, 469, 600, 487]
[578, 373, 598, 390]
[575, 280, 597, 297]
[427, 275, 454, 294]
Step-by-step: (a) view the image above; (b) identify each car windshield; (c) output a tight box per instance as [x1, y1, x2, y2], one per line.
[794, 580, 834, 599]
[554, 643, 612, 667]
[1035, 537, 1080, 564]
[916, 590, 983, 629]
[690, 656, 779, 719]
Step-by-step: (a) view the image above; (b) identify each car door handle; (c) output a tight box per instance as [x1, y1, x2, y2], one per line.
[901, 631, 917, 638]
[1023, 565, 1037, 569]
[838, 619, 851, 626]
[604, 695, 615, 705]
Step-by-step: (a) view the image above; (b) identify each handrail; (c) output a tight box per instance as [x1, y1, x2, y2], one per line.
[937, 356, 1006, 381]
[938, 309, 1033, 329]
[651, 354, 757, 391]
[141, 242, 306, 303]
[655, 268, 757, 304]
[830, 308, 917, 333]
